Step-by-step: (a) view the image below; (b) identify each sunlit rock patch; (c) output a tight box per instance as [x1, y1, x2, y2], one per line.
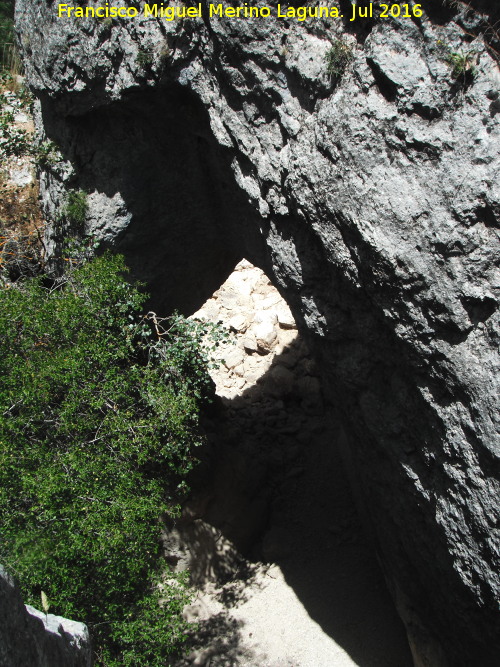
[193, 259, 320, 413]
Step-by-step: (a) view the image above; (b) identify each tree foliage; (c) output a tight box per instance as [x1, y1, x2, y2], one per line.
[0, 1, 14, 45]
[0, 251, 224, 665]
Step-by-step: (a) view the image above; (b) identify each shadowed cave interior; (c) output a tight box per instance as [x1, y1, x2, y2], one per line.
[163, 260, 414, 666]
[39, 81, 462, 665]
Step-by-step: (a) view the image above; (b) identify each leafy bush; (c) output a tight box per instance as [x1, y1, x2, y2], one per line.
[137, 46, 155, 69]
[325, 38, 354, 79]
[34, 140, 62, 168]
[0, 0, 14, 47]
[0, 251, 224, 664]
[0, 225, 45, 282]
[60, 189, 88, 226]
[0, 1, 22, 79]
[440, 1, 499, 65]
[0, 97, 29, 158]
[0, 72, 33, 105]
[0, 83, 34, 159]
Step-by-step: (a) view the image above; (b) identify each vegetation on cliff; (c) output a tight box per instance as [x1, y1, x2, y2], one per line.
[0, 248, 223, 665]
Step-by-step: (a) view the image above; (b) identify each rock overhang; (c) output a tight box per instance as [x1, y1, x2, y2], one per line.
[15, 2, 500, 664]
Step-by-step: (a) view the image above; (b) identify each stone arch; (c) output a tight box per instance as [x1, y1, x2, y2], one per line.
[35, 75, 499, 665]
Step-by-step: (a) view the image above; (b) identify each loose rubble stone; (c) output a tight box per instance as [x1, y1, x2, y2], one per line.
[276, 304, 296, 330]
[254, 321, 278, 353]
[242, 332, 258, 353]
[223, 346, 246, 371]
[227, 314, 248, 333]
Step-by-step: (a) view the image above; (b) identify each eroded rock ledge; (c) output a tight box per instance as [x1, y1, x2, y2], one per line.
[15, 1, 500, 664]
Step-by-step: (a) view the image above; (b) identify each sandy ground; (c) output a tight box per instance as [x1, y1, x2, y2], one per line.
[184, 564, 361, 666]
[175, 426, 413, 667]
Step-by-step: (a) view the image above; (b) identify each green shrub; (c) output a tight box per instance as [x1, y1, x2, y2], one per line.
[439, 1, 499, 65]
[325, 38, 354, 79]
[0, 2, 23, 79]
[61, 189, 88, 226]
[0, 225, 44, 282]
[0, 1, 14, 49]
[0, 95, 30, 158]
[34, 140, 62, 168]
[101, 16, 113, 30]
[445, 50, 477, 80]
[137, 47, 154, 69]
[0, 251, 224, 664]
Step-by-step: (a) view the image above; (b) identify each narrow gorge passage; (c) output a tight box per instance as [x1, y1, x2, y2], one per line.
[165, 261, 413, 666]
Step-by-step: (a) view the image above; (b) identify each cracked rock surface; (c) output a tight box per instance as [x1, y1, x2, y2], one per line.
[15, 1, 500, 664]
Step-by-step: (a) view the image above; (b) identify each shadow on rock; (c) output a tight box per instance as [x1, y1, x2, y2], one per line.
[168, 336, 413, 667]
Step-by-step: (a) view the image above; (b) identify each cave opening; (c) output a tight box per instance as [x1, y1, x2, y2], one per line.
[26, 0, 500, 656]
[40, 82, 415, 665]
[163, 259, 413, 666]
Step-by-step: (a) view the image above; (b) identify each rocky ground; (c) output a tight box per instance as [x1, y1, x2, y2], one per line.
[167, 262, 413, 666]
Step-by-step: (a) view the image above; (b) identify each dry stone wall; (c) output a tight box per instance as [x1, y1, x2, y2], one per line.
[170, 264, 413, 664]
[186, 260, 326, 556]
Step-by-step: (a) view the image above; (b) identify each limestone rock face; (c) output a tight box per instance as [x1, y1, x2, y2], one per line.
[0, 566, 91, 667]
[15, 2, 500, 664]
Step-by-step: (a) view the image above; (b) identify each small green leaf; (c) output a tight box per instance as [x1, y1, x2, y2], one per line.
[41, 590, 50, 614]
